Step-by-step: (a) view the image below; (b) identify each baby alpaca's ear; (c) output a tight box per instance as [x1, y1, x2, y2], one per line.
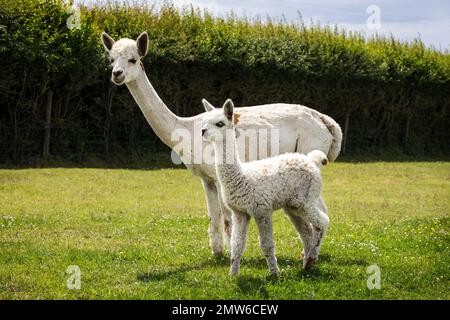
[223, 99, 234, 120]
[202, 99, 215, 112]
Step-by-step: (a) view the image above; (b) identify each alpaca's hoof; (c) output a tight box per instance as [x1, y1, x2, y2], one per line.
[268, 264, 281, 275]
[213, 250, 225, 258]
[267, 271, 280, 281]
[303, 257, 316, 270]
[213, 252, 227, 264]
[270, 269, 281, 277]
[230, 264, 240, 277]
[229, 270, 240, 277]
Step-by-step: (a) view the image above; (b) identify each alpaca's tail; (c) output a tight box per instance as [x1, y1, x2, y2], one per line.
[307, 150, 328, 168]
[310, 110, 343, 162]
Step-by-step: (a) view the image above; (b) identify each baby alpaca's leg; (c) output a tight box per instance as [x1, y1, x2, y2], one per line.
[302, 205, 329, 270]
[254, 209, 280, 275]
[230, 211, 250, 276]
[284, 207, 313, 260]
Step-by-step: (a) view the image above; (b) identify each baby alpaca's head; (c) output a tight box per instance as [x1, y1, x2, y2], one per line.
[201, 99, 239, 142]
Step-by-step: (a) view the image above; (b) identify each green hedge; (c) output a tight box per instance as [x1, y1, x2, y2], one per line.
[0, 0, 449, 164]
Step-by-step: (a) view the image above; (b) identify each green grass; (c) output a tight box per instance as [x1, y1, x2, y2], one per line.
[0, 161, 449, 299]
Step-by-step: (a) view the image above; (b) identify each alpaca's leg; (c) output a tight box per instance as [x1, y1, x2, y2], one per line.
[254, 209, 280, 275]
[302, 205, 329, 270]
[201, 178, 225, 256]
[230, 211, 250, 276]
[216, 183, 232, 247]
[283, 207, 313, 260]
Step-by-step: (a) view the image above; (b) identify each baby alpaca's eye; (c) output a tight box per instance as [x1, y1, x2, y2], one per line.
[129, 58, 137, 64]
[216, 121, 225, 127]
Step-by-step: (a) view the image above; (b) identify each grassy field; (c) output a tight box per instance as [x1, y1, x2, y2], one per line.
[0, 161, 448, 299]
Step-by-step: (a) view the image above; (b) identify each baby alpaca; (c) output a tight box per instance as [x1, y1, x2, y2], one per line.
[202, 99, 330, 276]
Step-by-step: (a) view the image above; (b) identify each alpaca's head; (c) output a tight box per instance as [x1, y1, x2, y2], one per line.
[201, 99, 238, 142]
[101, 32, 149, 85]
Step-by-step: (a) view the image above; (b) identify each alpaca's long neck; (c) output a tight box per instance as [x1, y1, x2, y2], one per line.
[213, 130, 247, 191]
[126, 70, 191, 149]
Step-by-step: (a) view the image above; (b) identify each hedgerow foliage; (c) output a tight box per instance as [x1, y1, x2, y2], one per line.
[0, 0, 449, 163]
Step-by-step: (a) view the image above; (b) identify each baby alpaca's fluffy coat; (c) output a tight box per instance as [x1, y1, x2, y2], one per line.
[202, 99, 330, 276]
[218, 152, 325, 217]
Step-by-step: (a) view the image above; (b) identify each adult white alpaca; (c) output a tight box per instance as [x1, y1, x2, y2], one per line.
[101, 31, 341, 257]
[202, 99, 329, 275]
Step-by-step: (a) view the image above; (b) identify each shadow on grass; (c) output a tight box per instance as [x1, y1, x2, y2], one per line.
[137, 255, 230, 282]
[318, 253, 367, 266]
[241, 253, 367, 270]
[232, 255, 349, 296]
[236, 275, 271, 298]
[136, 253, 368, 290]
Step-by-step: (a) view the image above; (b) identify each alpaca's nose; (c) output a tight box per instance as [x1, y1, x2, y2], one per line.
[202, 129, 207, 136]
[113, 70, 123, 77]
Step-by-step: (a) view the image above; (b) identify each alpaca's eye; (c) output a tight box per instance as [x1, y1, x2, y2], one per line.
[216, 121, 225, 127]
[129, 58, 137, 64]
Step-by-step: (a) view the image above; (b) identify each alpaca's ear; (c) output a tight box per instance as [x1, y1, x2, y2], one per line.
[202, 99, 215, 112]
[101, 32, 115, 52]
[223, 99, 234, 120]
[136, 32, 149, 57]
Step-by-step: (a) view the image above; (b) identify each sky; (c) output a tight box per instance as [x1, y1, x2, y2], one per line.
[79, 0, 450, 50]
[167, 0, 450, 51]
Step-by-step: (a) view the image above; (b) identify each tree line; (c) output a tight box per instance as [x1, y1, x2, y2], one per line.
[0, 0, 449, 164]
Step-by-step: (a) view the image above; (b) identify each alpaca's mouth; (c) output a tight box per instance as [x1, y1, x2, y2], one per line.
[112, 76, 125, 85]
